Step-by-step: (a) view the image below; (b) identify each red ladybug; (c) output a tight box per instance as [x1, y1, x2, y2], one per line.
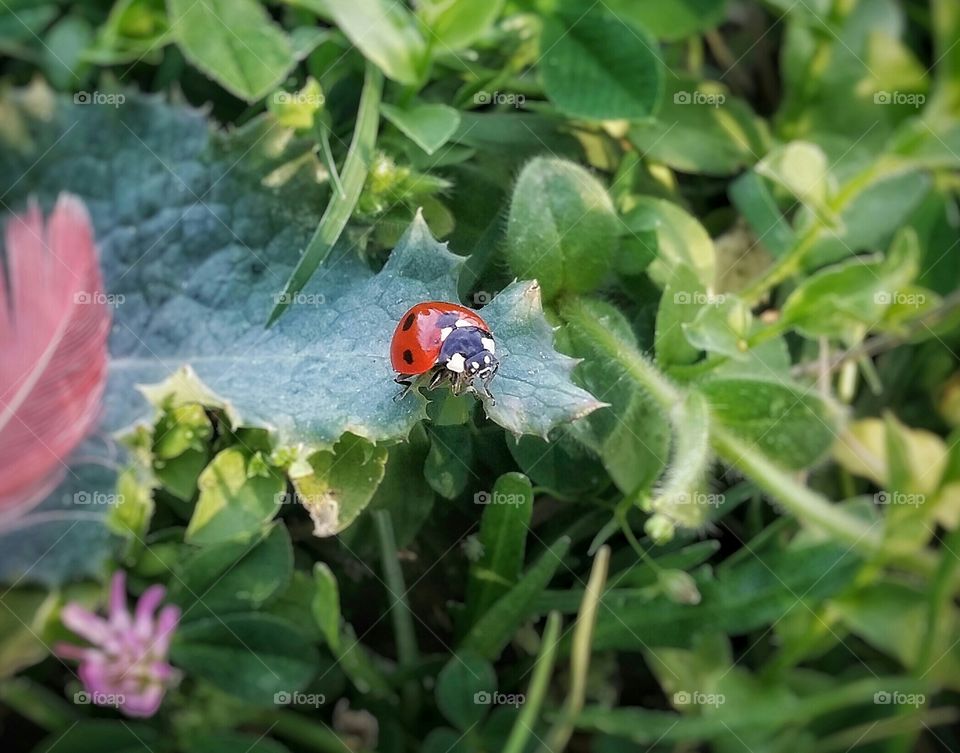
[391, 301, 499, 402]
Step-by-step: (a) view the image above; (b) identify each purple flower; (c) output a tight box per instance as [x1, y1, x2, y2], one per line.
[55, 571, 181, 717]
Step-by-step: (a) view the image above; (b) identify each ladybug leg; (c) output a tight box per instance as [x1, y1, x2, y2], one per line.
[479, 362, 499, 405]
[393, 374, 414, 402]
[428, 368, 449, 391]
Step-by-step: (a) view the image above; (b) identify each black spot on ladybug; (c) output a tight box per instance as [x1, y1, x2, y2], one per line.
[402, 313, 415, 331]
[402, 349, 414, 365]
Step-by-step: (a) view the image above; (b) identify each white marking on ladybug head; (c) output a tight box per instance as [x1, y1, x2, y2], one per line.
[446, 353, 466, 373]
[481, 337, 495, 354]
[484, 354, 492, 364]
[439, 326, 453, 341]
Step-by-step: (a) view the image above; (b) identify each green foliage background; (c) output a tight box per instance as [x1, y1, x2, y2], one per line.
[2, 0, 960, 751]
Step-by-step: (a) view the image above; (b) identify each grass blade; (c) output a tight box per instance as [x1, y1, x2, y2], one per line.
[267, 63, 382, 326]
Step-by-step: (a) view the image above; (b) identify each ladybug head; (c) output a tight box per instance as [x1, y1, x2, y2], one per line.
[466, 348, 499, 380]
[439, 328, 499, 401]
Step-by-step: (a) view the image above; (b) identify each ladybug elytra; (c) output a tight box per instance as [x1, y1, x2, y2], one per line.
[390, 301, 499, 403]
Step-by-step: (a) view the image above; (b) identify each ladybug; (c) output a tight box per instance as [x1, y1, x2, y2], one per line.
[391, 301, 499, 403]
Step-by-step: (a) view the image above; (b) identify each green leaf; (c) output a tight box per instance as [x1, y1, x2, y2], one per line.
[348, 426, 435, 550]
[436, 650, 497, 730]
[42, 15, 92, 89]
[167, 0, 296, 102]
[505, 157, 619, 301]
[0, 90, 601, 450]
[0, 4, 58, 48]
[629, 78, 765, 176]
[171, 613, 318, 704]
[782, 226, 922, 337]
[481, 281, 607, 437]
[462, 473, 533, 630]
[540, 5, 663, 120]
[309, 564, 393, 700]
[460, 536, 570, 660]
[0, 590, 55, 678]
[324, 0, 428, 85]
[108, 467, 155, 540]
[699, 377, 840, 469]
[561, 298, 670, 495]
[682, 297, 753, 361]
[655, 265, 708, 368]
[32, 722, 162, 753]
[756, 141, 834, 221]
[170, 525, 293, 618]
[381, 102, 461, 155]
[152, 402, 213, 501]
[268, 77, 325, 131]
[587, 542, 861, 650]
[834, 580, 960, 685]
[182, 733, 291, 753]
[508, 432, 608, 499]
[573, 676, 925, 745]
[805, 169, 931, 268]
[623, 197, 716, 289]
[419, 0, 504, 50]
[424, 425, 474, 499]
[729, 170, 796, 258]
[311, 562, 341, 650]
[604, 0, 727, 40]
[293, 433, 389, 537]
[186, 448, 285, 545]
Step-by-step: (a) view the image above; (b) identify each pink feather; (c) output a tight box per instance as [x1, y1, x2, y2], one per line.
[0, 195, 110, 521]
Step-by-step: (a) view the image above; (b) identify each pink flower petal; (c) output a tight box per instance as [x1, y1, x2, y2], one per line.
[61, 604, 110, 645]
[152, 605, 181, 655]
[53, 642, 97, 662]
[119, 684, 165, 718]
[133, 584, 166, 635]
[109, 571, 131, 630]
[77, 656, 112, 697]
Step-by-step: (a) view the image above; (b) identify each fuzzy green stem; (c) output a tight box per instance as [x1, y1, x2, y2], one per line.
[710, 425, 944, 582]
